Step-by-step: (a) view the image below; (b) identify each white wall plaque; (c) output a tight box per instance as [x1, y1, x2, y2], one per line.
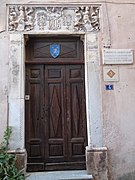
[103, 66, 119, 82]
[103, 49, 133, 64]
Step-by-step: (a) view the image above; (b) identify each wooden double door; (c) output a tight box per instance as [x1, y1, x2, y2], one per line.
[25, 37, 87, 171]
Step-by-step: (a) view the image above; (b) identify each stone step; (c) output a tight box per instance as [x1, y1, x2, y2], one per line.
[26, 170, 93, 180]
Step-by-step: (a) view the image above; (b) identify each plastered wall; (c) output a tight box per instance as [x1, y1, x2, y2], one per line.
[101, 3, 135, 179]
[0, 1, 135, 179]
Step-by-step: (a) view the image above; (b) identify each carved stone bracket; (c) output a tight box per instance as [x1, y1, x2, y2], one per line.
[8, 6, 100, 32]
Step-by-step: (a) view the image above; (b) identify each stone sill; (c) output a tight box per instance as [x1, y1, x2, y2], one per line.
[7, 149, 26, 154]
[86, 146, 108, 151]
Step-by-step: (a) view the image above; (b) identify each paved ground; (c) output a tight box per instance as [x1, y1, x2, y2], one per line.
[26, 170, 93, 180]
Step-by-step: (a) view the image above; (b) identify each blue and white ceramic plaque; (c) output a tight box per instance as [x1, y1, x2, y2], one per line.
[50, 44, 60, 58]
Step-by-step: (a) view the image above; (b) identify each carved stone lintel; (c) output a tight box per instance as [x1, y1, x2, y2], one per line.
[8, 6, 100, 32]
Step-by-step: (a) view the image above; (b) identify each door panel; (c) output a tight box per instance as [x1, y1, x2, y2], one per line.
[25, 65, 44, 171]
[44, 65, 67, 167]
[66, 65, 87, 162]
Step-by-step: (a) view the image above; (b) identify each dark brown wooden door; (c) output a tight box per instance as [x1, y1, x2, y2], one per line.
[25, 37, 87, 172]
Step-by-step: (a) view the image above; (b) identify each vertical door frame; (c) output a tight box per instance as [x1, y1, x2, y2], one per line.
[8, 32, 103, 151]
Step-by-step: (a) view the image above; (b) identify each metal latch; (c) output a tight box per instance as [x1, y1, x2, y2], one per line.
[25, 95, 30, 100]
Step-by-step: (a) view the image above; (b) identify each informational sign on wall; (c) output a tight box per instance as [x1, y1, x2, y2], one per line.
[103, 66, 119, 82]
[103, 49, 133, 64]
[105, 84, 114, 90]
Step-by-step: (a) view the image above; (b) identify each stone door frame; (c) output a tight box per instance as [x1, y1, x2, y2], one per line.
[8, 5, 103, 152]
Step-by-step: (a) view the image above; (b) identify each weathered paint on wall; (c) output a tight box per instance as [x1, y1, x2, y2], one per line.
[0, 1, 135, 179]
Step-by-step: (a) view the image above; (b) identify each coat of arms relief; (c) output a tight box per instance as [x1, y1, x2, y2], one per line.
[8, 6, 100, 32]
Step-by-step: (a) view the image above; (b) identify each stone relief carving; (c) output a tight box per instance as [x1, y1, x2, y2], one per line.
[46, 7, 63, 30]
[9, 6, 35, 31]
[63, 14, 72, 29]
[37, 11, 47, 30]
[10, 45, 20, 83]
[8, 6, 100, 32]
[74, 6, 100, 31]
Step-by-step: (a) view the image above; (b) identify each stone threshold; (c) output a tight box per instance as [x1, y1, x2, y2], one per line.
[26, 170, 93, 180]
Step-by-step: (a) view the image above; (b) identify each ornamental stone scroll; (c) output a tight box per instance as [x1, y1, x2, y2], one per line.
[8, 6, 100, 32]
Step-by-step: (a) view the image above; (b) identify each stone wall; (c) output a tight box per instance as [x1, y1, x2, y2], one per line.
[0, 1, 135, 179]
